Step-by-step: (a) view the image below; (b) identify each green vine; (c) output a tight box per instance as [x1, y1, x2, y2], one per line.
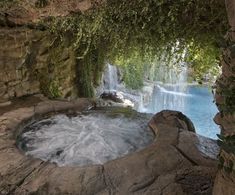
[216, 38, 235, 114]
[47, 0, 227, 92]
[217, 86, 235, 114]
[0, 0, 18, 9]
[217, 134, 235, 174]
[35, 0, 48, 8]
[218, 156, 235, 174]
[38, 73, 62, 99]
[76, 49, 94, 98]
[217, 134, 235, 155]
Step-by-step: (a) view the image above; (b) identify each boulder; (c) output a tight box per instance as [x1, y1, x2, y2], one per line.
[100, 91, 124, 103]
[149, 110, 196, 132]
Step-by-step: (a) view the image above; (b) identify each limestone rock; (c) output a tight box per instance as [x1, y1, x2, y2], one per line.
[149, 110, 196, 133]
[0, 28, 77, 102]
[0, 101, 11, 107]
[0, 98, 218, 194]
[213, 0, 235, 193]
[100, 91, 124, 103]
[1, 0, 103, 27]
[213, 170, 235, 195]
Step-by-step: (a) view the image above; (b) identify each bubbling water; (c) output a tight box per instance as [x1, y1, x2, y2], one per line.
[18, 109, 154, 167]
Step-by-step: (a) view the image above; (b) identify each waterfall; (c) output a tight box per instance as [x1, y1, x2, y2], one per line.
[98, 62, 219, 138]
[103, 64, 119, 90]
[139, 61, 189, 113]
[100, 62, 189, 113]
[142, 63, 219, 139]
[98, 64, 154, 109]
[97, 61, 219, 139]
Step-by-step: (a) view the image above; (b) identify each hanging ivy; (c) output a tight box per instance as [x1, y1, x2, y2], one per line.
[217, 134, 235, 174]
[45, 0, 228, 91]
[0, 0, 18, 8]
[218, 134, 235, 155]
[35, 0, 48, 8]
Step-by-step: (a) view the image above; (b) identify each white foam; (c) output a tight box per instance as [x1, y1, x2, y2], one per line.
[156, 85, 193, 97]
[20, 112, 154, 167]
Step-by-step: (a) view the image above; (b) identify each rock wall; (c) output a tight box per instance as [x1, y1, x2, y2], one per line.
[0, 0, 96, 26]
[0, 0, 98, 103]
[213, 0, 235, 194]
[0, 27, 77, 103]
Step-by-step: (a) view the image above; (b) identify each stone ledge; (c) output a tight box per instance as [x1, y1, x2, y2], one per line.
[0, 99, 219, 195]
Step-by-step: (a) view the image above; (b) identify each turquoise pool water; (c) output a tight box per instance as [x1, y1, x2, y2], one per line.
[145, 84, 220, 139]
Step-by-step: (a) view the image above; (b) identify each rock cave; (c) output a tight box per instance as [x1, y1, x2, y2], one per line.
[0, 0, 235, 194]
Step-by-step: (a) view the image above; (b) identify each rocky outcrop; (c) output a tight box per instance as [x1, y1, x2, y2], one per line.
[0, 28, 41, 101]
[0, 0, 97, 27]
[100, 91, 124, 103]
[149, 110, 196, 133]
[213, 0, 235, 194]
[0, 0, 104, 103]
[0, 101, 219, 194]
[0, 27, 78, 102]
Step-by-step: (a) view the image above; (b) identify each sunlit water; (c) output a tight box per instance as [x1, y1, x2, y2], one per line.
[18, 109, 154, 166]
[100, 64, 220, 139]
[142, 84, 220, 139]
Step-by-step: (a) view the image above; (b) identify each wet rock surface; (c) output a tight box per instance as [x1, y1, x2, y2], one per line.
[0, 96, 219, 195]
[96, 91, 134, 108]
[100, 91, 124, 103]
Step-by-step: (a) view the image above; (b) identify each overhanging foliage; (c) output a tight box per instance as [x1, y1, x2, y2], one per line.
[48, 0, 227, 89]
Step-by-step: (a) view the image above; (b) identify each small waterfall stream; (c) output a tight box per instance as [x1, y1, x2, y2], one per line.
[144, 65, 188, 113]
[99, 63, 220, 139]
[103, 64, 119, 90]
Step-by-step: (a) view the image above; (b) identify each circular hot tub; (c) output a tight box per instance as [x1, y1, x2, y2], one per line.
[17, 107, 155, 167]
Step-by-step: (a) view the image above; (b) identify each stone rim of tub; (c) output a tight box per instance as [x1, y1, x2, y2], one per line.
[0, 98, 219, 195]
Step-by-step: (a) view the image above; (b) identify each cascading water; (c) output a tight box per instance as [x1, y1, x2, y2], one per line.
[143, 64, 188, 113]
[98, 63, 148, 109]
[142, 63, 219, 139]
[99, 63, 219, 139]
[103, 64, 119, 90]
